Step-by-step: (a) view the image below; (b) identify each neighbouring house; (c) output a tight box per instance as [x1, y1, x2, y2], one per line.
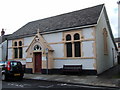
[0, 29, 10, 61]
[0, 4, 118, 75]
[115, 37, 120, 64]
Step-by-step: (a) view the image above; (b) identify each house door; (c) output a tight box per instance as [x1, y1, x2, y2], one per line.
[34, 52, 42, 73]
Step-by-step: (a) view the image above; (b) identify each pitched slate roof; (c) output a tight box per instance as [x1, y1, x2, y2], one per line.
[8, 4, 104, 40]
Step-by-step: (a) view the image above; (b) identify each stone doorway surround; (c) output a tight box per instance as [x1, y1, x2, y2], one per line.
[26, 29, 54, 73]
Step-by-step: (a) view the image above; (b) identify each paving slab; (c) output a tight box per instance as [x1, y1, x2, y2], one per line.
[24, 65, 120, 88]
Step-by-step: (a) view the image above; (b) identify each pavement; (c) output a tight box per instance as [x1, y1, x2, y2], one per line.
[24, 65, 120, 88]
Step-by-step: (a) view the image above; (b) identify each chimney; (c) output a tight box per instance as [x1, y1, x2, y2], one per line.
[117, 0, 120, 4]
[1, 28, 5, 36]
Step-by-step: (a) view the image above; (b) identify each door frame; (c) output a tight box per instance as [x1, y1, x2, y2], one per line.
[33, 52, 42, 73]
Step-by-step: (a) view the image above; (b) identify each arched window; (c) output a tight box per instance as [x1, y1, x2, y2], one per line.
[19, 41, 22, 46]
[14, 42, 17, 46]
[13, 40, 23, 59]
[103, 28, 108, 54]
[74, 33, 81, 57]
[65, 33, 81, 57]
[66, 34, 71, 41]
[74, 33, 80, 40]
[66, 34, 72, 57]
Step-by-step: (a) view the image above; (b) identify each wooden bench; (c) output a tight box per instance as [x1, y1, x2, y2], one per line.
[62, 65, 82, 74]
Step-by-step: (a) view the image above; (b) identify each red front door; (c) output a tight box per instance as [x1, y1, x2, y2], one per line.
[34, 52, 42, 73]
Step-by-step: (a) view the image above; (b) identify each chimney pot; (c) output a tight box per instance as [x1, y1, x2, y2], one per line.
[1, 28, 5, 36]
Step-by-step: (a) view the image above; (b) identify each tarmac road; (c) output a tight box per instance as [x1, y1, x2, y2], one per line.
[2, 79, 119, 90]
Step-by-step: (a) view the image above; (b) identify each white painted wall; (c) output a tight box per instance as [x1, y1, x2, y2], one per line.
[2, 40, 7, 61]
[23, 47, 27, 58]
[96, 8, 117, 74]
[82, 28, 94, 39]
[82, 41, 94, 57]
[8, 40, 13, 59]
[43, 32, 63, 43]
[8, 49, 12, 59]
[24, 36, 34, 46]
[54, 59, 95, 69]
[50, 44, 64, 58]
[8, 40, 12, 47]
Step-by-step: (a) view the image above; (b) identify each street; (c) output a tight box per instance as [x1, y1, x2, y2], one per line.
[2, 79, 119, 90]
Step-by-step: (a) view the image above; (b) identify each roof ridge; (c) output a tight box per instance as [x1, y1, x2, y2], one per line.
[30, 4, 104, 23]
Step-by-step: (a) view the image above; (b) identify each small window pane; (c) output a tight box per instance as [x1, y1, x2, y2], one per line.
[66, 34, 71, 41]
[19, 41, 22, 46]
[66, 43, 72, 57]
[19, 47, 23, 58]
[14, 42, 17, 46]
[74, 33, 80, 40]
[14, 48, 18, 58]
[74, 42, 81, 57]
[34, 45, 41, 50]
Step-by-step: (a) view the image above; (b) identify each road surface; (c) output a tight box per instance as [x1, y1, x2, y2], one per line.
[2, 79, 119, 90]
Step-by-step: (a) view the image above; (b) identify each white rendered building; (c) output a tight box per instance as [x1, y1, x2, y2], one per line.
[1, 4, 118, 75]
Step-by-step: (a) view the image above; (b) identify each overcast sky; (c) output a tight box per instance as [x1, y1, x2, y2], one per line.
[0, 0, 118, 37]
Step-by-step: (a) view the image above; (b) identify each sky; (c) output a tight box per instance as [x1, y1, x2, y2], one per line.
[0, 0, 118, 38]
